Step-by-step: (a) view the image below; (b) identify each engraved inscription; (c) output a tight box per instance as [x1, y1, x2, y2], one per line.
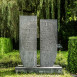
[40, 19, 57, 67]
[19, 16, 37, 67]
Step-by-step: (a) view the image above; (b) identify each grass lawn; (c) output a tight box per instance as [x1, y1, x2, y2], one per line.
[0, 67, 72, 77]
[0, 50, 73, 77]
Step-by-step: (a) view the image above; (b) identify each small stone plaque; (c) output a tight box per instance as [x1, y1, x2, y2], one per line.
[19, 16, 37, 67]
[40, 19, 57, 67]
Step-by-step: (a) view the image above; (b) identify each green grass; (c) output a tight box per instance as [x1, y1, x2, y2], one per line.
[37, 50, 40, 64]
[0, 50, 73, 77]
[0, 50, 68, 68]
[55, 51, 68, 67]
[0, 50, 22, 67]
[0, 68, 72, 77]
[37, 50, 68, 67]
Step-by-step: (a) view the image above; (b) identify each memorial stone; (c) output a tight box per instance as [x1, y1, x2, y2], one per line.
[40, 19, 57, 67]
[16, 17, 62, 74]
[19, 16, 37, 67]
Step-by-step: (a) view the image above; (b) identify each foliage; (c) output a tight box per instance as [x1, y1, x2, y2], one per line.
[68, 36, 77, 73]
[17, 0, 37, 14]
[0, 0, 19, 42]
[0, 0, 38, 43]
[59, 21, 77, 50]
[0, 37, 13, 55]
[0, 0, 77, 50]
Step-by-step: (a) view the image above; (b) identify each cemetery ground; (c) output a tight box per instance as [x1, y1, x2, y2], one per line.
[0, 50, 73, 77]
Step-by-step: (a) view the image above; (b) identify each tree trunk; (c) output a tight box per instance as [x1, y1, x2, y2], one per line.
[65, 0, 68, 22]
[57, 0, 60, 31]
[51, 0, 55, 19]
[46, 0, 50, 19]
[37, 0, 43, 38]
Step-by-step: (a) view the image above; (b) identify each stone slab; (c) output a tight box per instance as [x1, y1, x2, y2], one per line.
[19, 16, 37, 67]
[40, 19, 57, 67]
[15, 65, 62, 74]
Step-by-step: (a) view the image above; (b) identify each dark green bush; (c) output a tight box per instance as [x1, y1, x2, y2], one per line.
[68, 36, 77, 73]
[0, 38, 13, 55]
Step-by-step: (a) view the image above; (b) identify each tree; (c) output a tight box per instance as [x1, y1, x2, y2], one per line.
[57, 0, 61, 31]
[0, 0, 19, 42]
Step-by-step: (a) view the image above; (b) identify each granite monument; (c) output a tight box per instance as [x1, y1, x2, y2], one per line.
[19, 16, 37, 67]
[15, 16, 62, 74]
[40, 19, 57, 67]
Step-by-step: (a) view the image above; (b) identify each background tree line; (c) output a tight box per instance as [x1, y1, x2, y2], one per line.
[0, 0, 77, 50]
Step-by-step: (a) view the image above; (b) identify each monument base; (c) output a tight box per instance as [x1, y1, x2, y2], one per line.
[15, 65, 62, 74]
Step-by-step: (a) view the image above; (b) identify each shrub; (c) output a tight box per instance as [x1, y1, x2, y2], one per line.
[0, 37, 13, 55]
[68, 36, 77, 73]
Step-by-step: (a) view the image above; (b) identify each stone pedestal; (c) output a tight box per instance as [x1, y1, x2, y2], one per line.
[15, 65, 62, 74]
[19, 16, 37, 67]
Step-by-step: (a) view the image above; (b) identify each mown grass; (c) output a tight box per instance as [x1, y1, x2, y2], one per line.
[55, 51, 68, 67]
[37, 50, 68, 67]
[0, 67, 72, 77]
[0, 50, 72, 77]
[0, 50, 68, 67]
[0, 50, 22, 67]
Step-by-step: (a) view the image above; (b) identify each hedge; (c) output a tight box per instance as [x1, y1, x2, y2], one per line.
[0, 38, 13, 55]
[68, 36, 77, 73]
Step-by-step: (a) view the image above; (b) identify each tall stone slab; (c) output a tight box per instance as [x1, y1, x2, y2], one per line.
[40, 19, 57, 67]
[19, 16, 37, 67]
